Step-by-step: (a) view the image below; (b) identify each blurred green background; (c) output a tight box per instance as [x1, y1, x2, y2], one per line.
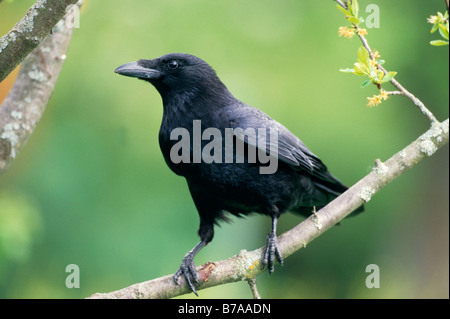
[0, 0, 448, 299]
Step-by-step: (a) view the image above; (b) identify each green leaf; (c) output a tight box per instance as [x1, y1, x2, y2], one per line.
[381, 71, 397, 83]
[351, 0, 359, 18]
[430, 40, 449, 46]
[339, 68, 355, 73]
[377, 59, 385, 65]
[353, 62, 369, 75]
[348, 16, 360, 25]
[361, 79, 371, 88]
[336, 4, 351, 16]
[357, 46, 370, 66]
[430, 23, 439, 34]
[438, 24, 449, 40]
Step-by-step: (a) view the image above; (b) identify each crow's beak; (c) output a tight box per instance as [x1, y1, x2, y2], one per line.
[114, 61, 162, 80]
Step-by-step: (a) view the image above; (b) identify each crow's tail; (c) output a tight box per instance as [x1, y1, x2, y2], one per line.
[293, 170, 364, 217]
[313, 170, 365, 215]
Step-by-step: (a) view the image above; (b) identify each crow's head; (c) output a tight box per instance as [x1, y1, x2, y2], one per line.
[115, 53, 229, 101]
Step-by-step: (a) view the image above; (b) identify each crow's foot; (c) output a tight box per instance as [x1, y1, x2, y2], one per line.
[262, 232, 283, 274]
[174, 253, 200, 296]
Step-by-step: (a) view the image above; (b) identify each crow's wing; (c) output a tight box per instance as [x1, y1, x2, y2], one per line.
[225, 102, 343, 187]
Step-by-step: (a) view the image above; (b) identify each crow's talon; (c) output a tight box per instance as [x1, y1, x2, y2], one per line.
[262, 232, 283, 274]
[173, 256, 200, 296]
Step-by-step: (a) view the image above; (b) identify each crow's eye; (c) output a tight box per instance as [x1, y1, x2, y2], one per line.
[168, 60, 179, 69]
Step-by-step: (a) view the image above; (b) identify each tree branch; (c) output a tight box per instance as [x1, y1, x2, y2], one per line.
[0, 0, 79, 82]
[0, 17, 76, 174]
[88, 119, 449, 299]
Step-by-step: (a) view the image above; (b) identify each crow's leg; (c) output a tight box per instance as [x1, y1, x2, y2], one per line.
[173, 220, 213, 296]
[262, 213, 283, 273]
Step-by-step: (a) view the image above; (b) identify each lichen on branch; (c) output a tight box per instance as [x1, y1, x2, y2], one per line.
[0, 0, 79, 82]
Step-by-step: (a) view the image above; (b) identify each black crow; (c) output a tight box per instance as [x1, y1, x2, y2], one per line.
[115, 53, 363, 295]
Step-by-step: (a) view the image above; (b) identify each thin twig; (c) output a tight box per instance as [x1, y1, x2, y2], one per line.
[335, 0, 347, 9]
[385, 75, 438, 123]
[248, 278, 261, 299]
[384, 91, 403, 96]
[355, 31, 438, 123]
[334, 0, 439, 123]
